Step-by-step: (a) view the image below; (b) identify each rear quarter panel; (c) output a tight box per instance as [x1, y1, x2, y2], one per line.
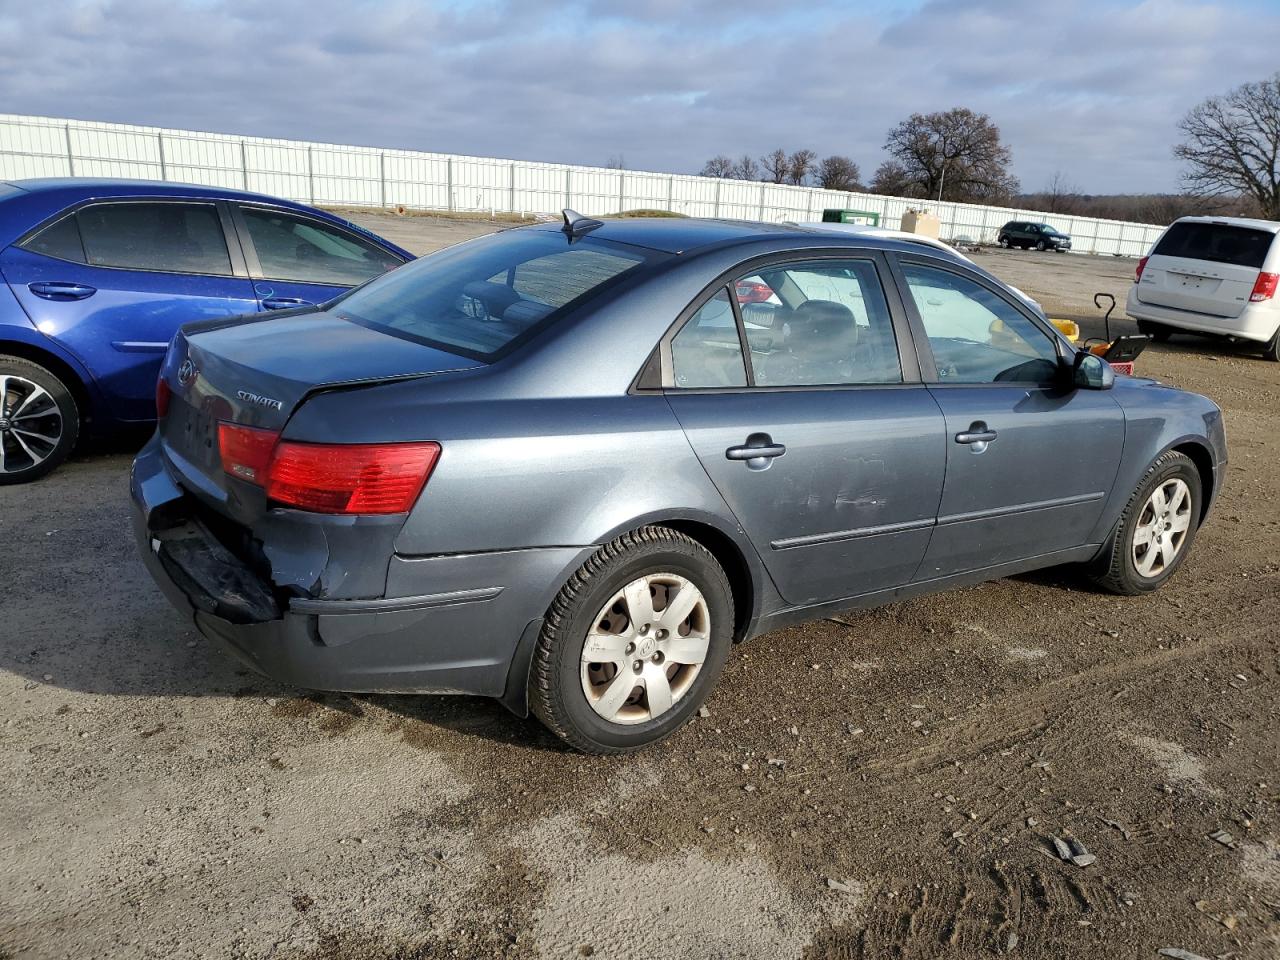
[289, 384, 748, 548]
[286, 379, 777, 620]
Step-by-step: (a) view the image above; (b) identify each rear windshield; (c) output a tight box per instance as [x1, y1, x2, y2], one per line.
[334, 229, 650, 360]
[1153, 222, 1276, 269]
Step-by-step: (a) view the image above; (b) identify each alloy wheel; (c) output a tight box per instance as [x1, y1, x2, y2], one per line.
[0, 374, 64, 475]
[1132, 478, 1192, 578]
[580, 573, 710, 725]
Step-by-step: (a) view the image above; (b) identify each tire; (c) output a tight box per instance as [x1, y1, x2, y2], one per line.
[998, 236, 1010, 248]
[0, 356, 79, 484]
[529, 526, 734, 754]
[1089, 451, 1202, 596]
[1036, 240, 1047, 251]
[1136, 320, 1172, 343]
[1262, 327, 1280, 362]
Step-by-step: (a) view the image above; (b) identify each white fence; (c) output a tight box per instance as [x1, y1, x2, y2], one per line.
[0, 113, 1165, 257]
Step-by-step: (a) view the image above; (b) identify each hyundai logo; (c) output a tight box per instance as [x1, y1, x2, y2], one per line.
[177, 358, 198, 386]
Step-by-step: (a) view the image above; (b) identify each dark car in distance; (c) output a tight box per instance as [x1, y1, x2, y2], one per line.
[0, 178, 411, 483]
[133, 213, 1225, 754]
[998, 221, 1072, 252]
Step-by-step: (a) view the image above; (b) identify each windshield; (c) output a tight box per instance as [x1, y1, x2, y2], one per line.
[1038, 224, 1060, 235]
[334, 229, 651, 360]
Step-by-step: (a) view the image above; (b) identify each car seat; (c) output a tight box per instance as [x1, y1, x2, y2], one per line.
[761, 299, 857, 385]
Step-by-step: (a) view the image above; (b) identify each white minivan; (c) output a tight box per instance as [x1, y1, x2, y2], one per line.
[1126, 216, 1280, 361]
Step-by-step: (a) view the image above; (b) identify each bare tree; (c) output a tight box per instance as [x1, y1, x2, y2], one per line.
[786, 149, 817, 186]
[605, 155, 626, 170]
[1175, 73, 1280, 219]
[1041, 171, 1081, 213]
[760, 148, 789, 184]
[700, 155, 735, 179]
[870, 160, 917, 197]
[816, 155, 862, 191]
[882, 108, 1018, 202]
[732, 154, 761, 181]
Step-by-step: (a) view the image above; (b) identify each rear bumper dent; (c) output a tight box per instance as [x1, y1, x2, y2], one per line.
[131, 434, 588, 696]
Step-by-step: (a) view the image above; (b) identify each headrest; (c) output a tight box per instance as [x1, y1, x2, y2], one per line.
[788, 300, 856, 360]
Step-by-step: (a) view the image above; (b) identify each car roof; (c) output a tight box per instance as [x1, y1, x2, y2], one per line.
[2, 177, 318, 207]
[527, 215, 979, 263]
[528, 216, 817, 254]
[1170, 215, 1280, 234]
[0, 177, 413, 257]
[794, 222, 975, 262]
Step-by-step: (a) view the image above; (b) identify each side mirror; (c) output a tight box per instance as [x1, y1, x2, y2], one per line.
[1072, 351, 1115, 390]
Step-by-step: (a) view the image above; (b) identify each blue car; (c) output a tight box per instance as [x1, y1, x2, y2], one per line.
[0, 178, 412, 483]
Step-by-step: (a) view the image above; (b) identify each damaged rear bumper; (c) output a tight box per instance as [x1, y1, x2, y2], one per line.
[130, 434, 589, 701]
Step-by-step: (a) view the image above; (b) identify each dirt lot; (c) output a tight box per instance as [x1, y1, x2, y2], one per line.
[2, 221, 1278, 960]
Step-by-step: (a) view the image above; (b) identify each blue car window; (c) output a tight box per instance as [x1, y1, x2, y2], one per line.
[21, 215, 86, 263]
[752, 260, 903, 387]
[336, 229, 649, 360]
[902, 263, 1059, 384]
[240, 207, 401, 286]
[76, 202, 232, 275]
[670, 289, 747, 389]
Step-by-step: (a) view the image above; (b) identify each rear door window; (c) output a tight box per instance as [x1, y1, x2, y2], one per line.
[667, 258, 904, 389]
[753, 260, 902, 386]
[1153, 222, 1275, 269]
[21, 215, 87, 263]
[239, 207, 403, 286]
[670, 289, 747, 388]
[74, 202, 232, 274]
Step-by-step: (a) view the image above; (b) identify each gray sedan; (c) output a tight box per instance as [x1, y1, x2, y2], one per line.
[132, 214, 1227, 753]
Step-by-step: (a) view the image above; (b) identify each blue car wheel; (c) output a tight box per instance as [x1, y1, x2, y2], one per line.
[0, 355, 80, 484]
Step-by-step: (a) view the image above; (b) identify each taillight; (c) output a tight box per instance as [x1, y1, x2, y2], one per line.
[155, 378, 172, 419]
[218, 423, 279, 484]
[266, 441, 440, 514]
[1250, 271, 1278, 303]
[216, 421, 439, 514]
[1135, 256, 1149, 282]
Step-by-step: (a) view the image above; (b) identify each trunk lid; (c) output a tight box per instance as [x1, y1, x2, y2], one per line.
[159, 309, 480, 502]
[1136, 221, 1278, 319]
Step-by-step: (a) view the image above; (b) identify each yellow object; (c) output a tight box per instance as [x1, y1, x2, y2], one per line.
[1050, 318, 1081, 342]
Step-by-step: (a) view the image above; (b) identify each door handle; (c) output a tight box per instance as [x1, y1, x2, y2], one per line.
[28, 281, 96, 301]
[955, 421, 997, 452]
[726, 433, 786, 470]
[262, 297, 313, 311]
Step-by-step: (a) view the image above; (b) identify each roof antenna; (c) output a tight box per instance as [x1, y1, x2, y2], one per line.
[562, 208, 603, 238]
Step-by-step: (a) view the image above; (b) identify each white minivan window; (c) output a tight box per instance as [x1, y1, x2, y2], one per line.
[1154, 222, 1275, 269]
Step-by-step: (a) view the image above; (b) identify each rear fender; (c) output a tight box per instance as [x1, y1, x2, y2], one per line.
[0, 303, 108, 429]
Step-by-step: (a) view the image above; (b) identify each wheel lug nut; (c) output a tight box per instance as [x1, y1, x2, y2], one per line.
[633, 660, 643, 672]
[625, 642, 635, 654]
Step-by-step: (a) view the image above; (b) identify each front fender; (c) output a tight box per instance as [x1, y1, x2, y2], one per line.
[1089, 379, 1227, 544]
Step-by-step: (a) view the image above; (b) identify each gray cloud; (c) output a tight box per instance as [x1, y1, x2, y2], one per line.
[0, 0, 1277, 192]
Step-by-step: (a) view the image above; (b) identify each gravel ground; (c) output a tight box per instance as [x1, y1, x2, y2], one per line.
[2, 219, 1278, 960]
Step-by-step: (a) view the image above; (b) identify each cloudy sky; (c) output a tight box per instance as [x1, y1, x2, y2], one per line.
[2, 0, 1278, 194]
